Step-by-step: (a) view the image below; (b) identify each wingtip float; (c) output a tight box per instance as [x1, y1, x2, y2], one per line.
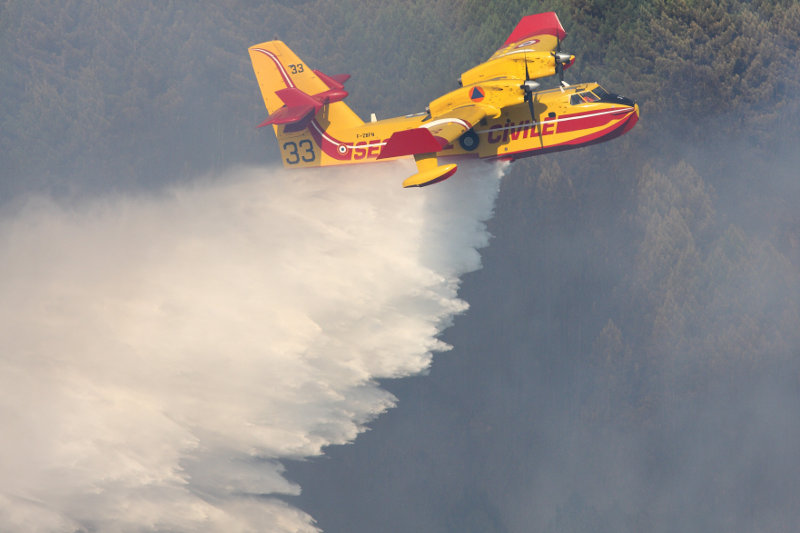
[248, 12, 638, 188]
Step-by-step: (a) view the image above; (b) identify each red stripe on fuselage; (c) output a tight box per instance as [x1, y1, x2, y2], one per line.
[555, 107, 631, 133]
[492, 108, 638, 161]
[306, 120, 353, 160]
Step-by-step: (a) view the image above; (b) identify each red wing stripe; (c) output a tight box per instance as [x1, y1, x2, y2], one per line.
[502, 12, 566, 46]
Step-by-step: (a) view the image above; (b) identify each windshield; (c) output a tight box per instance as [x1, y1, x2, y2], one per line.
[570, 91, 600, 105]
[592, 86, 610, 100]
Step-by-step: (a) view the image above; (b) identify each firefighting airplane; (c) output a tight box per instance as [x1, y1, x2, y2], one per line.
[249, 12, 638, 187]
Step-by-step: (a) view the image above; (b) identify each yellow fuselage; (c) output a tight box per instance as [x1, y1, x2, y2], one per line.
[275, 82, 638, 169]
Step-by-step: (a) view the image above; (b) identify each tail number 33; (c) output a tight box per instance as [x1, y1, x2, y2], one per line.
[283, 140, 315, 164]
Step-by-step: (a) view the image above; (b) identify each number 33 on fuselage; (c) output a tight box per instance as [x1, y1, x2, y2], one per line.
[249, 12, 639, 188]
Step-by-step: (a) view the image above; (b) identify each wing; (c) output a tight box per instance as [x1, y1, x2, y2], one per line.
[489, 11, 566, 60]
[460, 12, 572, 86]
[378, 104, 487, 159]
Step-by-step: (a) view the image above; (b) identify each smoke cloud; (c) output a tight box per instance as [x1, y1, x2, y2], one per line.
[0, 161, 503, 532]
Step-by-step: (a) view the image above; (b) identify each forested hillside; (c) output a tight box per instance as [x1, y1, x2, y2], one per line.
[2, 1, 799, 531]
[4, 0, 797, 195]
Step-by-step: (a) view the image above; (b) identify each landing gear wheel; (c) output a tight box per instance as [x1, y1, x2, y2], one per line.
[459, 129, 479, 151]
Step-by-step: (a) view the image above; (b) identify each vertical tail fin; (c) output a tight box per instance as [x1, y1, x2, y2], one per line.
[248, 41, 363, 130]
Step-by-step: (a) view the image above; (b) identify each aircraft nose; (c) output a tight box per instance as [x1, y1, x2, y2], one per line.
[614, 95, 635, 107]
[634, 103, 639, 117]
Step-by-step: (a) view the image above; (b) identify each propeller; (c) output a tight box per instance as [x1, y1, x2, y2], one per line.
[520, 53, 540, 121]
[533, 91, 544, 149]
[520, 54, 543, 148]
[554, 37, 564, 84]
[553, 37, 572, 88]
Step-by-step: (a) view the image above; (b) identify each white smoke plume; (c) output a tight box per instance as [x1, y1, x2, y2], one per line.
[0, 161, 503, 532]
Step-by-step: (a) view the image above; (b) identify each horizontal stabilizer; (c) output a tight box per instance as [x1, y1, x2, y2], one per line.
[313, 70, 350, 90]
[257, 105, 315, 127]
[402, 163, 458, 188]
[315, 88, 348, 104]
[275, 87, 322, 110]
[329, 73, 350, 85]
[258, 87, 322, 127]
[257, 83, 351, 127]
[378, 128, 447, 159]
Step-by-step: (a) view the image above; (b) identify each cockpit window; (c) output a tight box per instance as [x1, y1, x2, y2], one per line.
[569, 85, 635, 106]
[593, 86, 610, 100]
[570, 92, 600, 105]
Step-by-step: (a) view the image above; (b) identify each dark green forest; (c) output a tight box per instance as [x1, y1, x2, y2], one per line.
[2, 1, 800, 531]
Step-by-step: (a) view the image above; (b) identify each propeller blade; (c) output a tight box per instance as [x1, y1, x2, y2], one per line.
[553, 38, 569, 84]
[524, 51, 531, 84]
[520, 51, 542, 124]
[521, 51, 536, 121]
[534, 93, 544, 149]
